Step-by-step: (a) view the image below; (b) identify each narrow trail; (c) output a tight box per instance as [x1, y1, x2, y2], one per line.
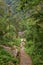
[20, 44, 33, 65]
[0, 43, 33, 65]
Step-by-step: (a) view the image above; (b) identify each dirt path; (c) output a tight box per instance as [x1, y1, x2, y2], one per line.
[0, 43, 33, 65]
[20, 44, 33, 65]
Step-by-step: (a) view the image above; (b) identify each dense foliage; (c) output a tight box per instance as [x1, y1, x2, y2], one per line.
[0, 0, 43, 65]
[0, 46, 19, 65]
[18, 0, 43, 65]
[0, 0, 20, 65]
